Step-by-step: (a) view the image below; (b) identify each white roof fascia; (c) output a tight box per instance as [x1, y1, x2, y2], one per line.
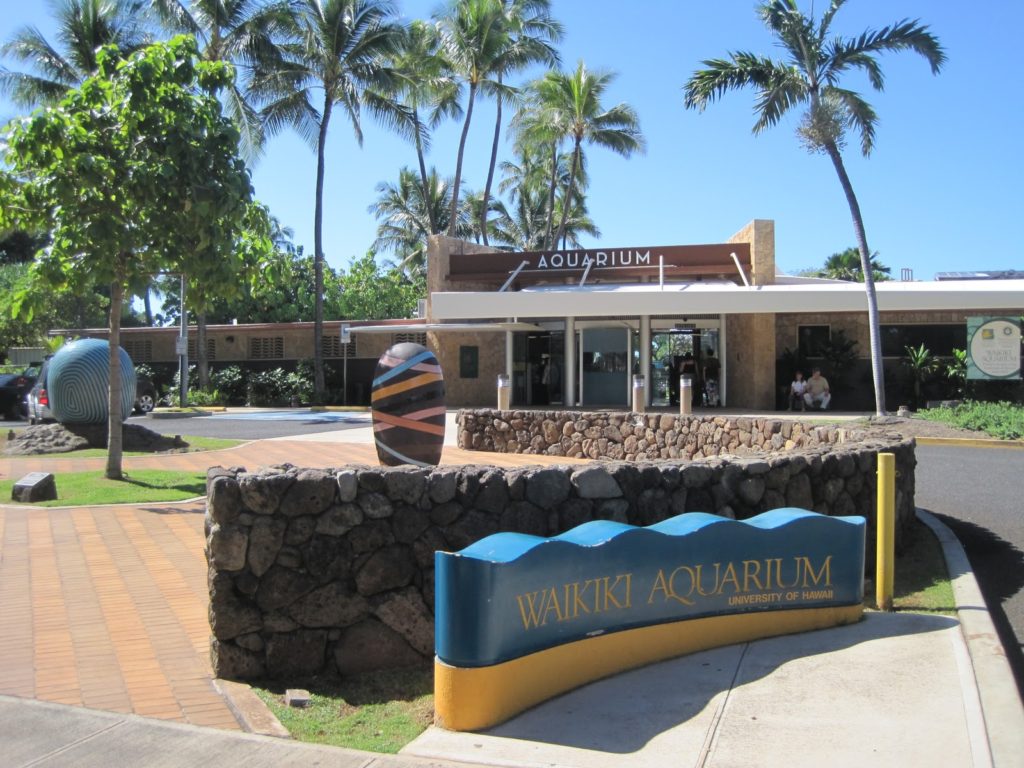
[350, 321, 544, 333]
[430, 280, 1024, 320]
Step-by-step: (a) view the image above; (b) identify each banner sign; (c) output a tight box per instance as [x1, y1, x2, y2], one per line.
[435, 508, 865, 668]
[966, 316, 1022, 380]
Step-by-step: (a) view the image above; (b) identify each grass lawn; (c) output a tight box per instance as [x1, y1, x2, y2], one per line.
[1, 469, 207, 506]
[253, 667, 434, 753]
[890, 517, 955, 613]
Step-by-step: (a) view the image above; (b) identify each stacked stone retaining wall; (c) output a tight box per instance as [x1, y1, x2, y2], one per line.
[457, 409, 861, 460]
[207, 430, 914, 681]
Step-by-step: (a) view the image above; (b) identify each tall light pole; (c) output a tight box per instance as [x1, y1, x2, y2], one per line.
[177, 273, 188, 407]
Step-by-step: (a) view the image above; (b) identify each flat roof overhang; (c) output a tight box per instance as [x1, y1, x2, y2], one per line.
[431, 280, 1024, 320]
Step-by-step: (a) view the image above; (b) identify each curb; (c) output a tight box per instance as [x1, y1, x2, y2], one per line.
[915, 436, 1024, 450]
[917, 510, 1024, 766]
[214, 679, 291, 739]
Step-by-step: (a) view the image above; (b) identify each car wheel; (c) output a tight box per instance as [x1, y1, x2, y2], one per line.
[135, 391, 156, 414]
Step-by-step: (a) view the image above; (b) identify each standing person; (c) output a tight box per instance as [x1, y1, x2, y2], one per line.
[535, 354, 551, 406]
[702, 349, 720, 406]
[803, 367, 832, 410]
[542, 354, 561, 405]
[789, 370, 807, 410]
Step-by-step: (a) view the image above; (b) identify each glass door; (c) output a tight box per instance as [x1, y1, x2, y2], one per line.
[581, 328, 629, 407]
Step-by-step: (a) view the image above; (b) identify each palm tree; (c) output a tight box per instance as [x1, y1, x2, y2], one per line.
[536, 60, 643, 249]
[369, 166, 468, 275]
[150, 0, 295, 387]
[477, 0, 562, 245]
[819, 246, 890, 282]
[510, 82, 569, 246]
[436, 0, 507, 238]
[388, 19, 462, 235]
[490, 178, 598, 251]
[149, 0, 295, 162]
[251, 0, 406, 401]
[0, 0, 148, 107]
[684, 0, 945, 416]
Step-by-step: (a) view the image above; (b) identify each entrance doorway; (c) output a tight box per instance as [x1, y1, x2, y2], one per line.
[650, 328, 721, 407]
[513, 332, 564, 407]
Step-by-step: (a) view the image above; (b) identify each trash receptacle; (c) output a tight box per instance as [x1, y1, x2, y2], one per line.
[680, 375, 693, 415]
[497, 374, 511, 411]
[632, 374, 645, 413]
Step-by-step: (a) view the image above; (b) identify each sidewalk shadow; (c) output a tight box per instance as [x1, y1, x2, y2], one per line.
[481, 612, 956, 754]
[929, 509, 1024, 696]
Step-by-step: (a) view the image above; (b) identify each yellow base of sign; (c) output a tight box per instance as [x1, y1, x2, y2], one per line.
[435, 604, 863, 731]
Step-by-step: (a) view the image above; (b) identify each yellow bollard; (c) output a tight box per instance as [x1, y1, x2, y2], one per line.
[875, 452, 895, 611]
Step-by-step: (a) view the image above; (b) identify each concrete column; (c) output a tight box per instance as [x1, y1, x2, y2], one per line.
[639, 315, 651, 407]
[564, 317, 575, 406]
[718, 313, 727, 407]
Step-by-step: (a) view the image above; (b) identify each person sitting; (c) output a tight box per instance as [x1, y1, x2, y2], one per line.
[803, 367, 831, 410]
[789, 370, 807, 410]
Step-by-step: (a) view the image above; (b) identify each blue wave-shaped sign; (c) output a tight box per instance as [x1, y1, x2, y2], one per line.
[435, 508, 865, 668]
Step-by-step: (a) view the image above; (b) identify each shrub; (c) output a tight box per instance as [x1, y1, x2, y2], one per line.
[918, 401, 1024, 440]
[210, 365, 246, 404]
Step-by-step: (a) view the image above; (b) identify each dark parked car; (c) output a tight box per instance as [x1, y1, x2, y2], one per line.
[27, 357, 157, 423]
[0, 363, 41, 420]
[134, 374, 158, 414]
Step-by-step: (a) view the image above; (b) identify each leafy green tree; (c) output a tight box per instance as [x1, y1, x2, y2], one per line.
[0, 0, 149, 107]
[819, 246, 890, 282]
[684, 0, 944, 416]
[251, 0, 406, 402]
[0, 229, 49, 265]
[1, 37, 264, 478]
[338, 251, 424, 320]
[535, 60, 644, 248]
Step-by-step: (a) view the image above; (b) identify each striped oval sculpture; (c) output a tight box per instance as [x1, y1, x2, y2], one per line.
[371, 342, 445, 467]
[48, 338, 136, 424]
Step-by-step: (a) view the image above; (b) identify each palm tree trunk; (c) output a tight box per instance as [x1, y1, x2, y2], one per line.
[447, 81, 477, 237]
[481, 76, 503, 246]
[553, 139, 581, 249]
[106, 276, 124, 480]
[313, 97, 332, 402]
[824, 140, 886, 416]
[412, 108, 437, 235]
[544, 142, 558, 248]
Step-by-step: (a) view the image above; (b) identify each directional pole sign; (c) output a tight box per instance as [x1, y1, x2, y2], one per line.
[967, 317, 1021, 380]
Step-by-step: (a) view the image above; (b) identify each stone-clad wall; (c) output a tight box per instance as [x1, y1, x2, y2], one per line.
[206, 433, 914, 681]
[457, 409, 856, 461]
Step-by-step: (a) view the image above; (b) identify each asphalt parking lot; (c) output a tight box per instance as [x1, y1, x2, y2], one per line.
[134, 409, 371, 441]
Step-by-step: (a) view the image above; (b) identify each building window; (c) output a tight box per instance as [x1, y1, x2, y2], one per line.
[392, 332, 427, 346]
[249, 336, 284, 359]
[123, 339, 152, 363]
[798, 325, 830, 358]
[322, 335, 357, 358]
[187, 338, 217, 360]
[459, 346, 479, 378]
[881, 324, 967, 357]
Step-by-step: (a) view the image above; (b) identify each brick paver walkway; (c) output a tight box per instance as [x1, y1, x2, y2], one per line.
[0, 438, 581, 730]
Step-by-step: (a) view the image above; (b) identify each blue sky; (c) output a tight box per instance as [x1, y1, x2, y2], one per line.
[2, 1, 1022, 280]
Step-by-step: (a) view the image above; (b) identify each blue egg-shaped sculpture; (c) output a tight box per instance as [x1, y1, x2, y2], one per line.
[48, 338, 136, 424]
[371, 343, 445, 467]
